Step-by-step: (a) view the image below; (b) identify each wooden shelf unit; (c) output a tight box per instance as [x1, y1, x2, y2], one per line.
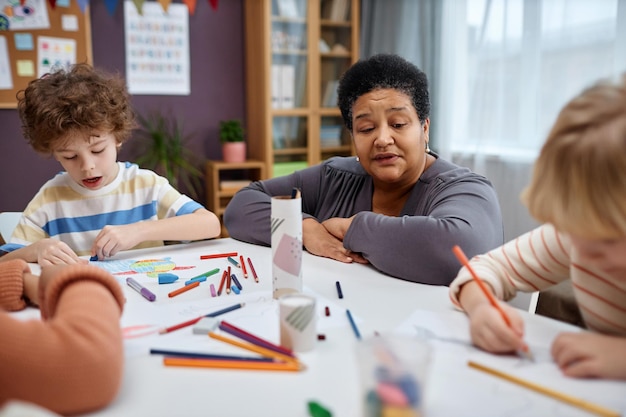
[205, 160, 266, 237]
[244, 0, 360, 178]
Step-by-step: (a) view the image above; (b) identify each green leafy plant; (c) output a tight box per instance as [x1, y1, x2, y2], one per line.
[219, 119, 245, 143]
[133, 111, 204, 200]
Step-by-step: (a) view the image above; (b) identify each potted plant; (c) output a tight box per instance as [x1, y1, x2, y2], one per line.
[132, 110, 204, 200]
[219, 119, 246, 163]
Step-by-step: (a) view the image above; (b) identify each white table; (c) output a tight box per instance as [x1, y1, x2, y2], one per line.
[25, 238, 625, 417]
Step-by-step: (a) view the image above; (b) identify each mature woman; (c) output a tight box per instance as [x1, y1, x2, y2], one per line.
[224, 54, 503, 285]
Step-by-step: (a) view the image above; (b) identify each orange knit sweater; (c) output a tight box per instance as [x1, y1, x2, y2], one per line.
[0, 260, 125, 415]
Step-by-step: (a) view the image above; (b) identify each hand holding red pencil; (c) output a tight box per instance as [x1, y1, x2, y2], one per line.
[452, 245, 533, 360]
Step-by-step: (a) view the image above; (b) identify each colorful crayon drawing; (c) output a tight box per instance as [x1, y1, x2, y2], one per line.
[92, 257, 195, 277]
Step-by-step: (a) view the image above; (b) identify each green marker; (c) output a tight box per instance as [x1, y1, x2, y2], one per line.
[308, 401, 332, 417]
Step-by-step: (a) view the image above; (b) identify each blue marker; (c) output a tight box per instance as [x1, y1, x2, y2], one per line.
[158, 273, 179, 284]
[185, 275, 208, 286]
[227, 256, 240, 268]
[231, 274, 242, 290]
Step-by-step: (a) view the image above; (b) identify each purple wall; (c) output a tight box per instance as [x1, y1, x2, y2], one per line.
[0, 0, 245, 211]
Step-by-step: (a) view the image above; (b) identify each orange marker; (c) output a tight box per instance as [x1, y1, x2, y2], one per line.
[452, 245, 533, 360]
[168, 281, 200, 298]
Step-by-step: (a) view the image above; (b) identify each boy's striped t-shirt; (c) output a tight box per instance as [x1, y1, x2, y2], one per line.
[4, 162, 203, 256]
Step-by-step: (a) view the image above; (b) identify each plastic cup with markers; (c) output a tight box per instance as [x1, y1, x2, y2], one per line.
[356, 334, 431, 417]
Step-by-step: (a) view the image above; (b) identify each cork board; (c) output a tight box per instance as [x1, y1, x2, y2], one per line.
[0, 0, 92, 108]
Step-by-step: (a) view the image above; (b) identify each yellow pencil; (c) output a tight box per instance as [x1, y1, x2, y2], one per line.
[468, 361, 621, 417]
[208, 331, 299, 364]
[163, 357, 305, 372]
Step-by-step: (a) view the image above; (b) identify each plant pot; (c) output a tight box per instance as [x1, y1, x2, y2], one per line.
[222, 142, 246, 163]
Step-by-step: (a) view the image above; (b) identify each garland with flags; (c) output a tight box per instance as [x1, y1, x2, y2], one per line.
[33, 0, 222, 16]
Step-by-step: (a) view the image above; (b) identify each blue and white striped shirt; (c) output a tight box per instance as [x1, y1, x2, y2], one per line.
[2, 162, 203, 256]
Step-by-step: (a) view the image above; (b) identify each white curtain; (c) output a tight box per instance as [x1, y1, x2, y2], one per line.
[361, 0, 626, 241]
[437, 0, 626, 239]
[361, 0, 626, 309]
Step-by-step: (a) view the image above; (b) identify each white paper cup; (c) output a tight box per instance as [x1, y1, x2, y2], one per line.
[271, 195, 302, 299]
[279, 293, 316, 352]
[356, 334, 431, 417]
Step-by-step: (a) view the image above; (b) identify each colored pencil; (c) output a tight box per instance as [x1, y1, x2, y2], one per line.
[240, 255, 248, 278]
[227, 256, 240, 268]
[219, 320, 295, 357]
[158, 303, 245, 334]
[168, 281, 200, 298]
[206, 302, 245, 317]
[335, 281, 344, 299]
[247, 257, 259, 283]
[208, 331, 299, 364]
[163, 357, 304, 372]
[150, 348, 274, 362]
[452, 245, 533, 360]
[200, 252, 238, 260]
[346, 309, 361, 340]
[189, 267, 220, 280]
[217, 269, 227, 295]
[468, 361, 620, 417]
[226, 267, 232, 294]
[159, 316, 202, 334]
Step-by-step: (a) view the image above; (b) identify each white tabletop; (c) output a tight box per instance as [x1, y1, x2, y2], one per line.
[23, 238, 624, 417]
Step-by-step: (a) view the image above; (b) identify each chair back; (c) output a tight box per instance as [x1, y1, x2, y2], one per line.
[0, 212, 22, 244]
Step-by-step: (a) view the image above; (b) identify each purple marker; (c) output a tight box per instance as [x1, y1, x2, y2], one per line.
[126, 277, 156, 302]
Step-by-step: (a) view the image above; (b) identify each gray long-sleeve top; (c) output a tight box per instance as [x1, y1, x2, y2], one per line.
[224, 156, 504, 286]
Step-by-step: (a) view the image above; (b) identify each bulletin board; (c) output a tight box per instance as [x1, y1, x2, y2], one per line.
[0, 0, 92, 108]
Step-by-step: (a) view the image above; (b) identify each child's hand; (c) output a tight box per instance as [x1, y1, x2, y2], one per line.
[468, 301, 526, 354]
[35, 239, 87, 266]
[92, 224, 142, 259]
[552, 332, 626, 379]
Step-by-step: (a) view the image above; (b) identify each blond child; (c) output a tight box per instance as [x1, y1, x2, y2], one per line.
[449, 75, 626, 380]
[0, 64, 220, 265]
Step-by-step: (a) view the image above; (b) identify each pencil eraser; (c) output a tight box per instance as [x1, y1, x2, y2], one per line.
[192, 317, 220, 335]
[158, 273, 179, 284]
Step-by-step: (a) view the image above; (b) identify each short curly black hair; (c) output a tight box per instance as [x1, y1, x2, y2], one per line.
[17, 63, 136, 154]
[337, 54, 430, 132]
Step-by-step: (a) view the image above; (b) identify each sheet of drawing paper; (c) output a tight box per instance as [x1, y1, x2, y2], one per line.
[394, 309, 626, 417]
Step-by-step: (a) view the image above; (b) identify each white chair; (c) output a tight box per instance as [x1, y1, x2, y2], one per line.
[528, 291, 540, 314]
[0, 212, 22, 243]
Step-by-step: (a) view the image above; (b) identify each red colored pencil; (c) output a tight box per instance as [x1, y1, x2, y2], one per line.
[226, 267, 232, 294]
[247, 257, 258, 283]
[240, 255, 248, 278]
[200, 252, 238, 260]
[217, 269, 227, 296]
[159, 316, 203, 334]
